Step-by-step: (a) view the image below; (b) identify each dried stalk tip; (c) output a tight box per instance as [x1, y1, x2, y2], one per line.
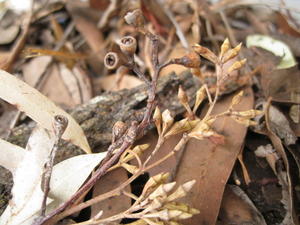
[193, 85, 206, 113]
[121, 144, 150, 163]
[173, 52, 201, 68]
[122, 163, 139, 174]
[192, 44, 218, 63]
[231, 116, 257, 126]
[231, 90, 244, 106]
[178, 86, 189, 106]
[124, 9, 145, 28]
[165, 118, 199, 138]
[227, 59, 247, 74]
[231, 109, 263, 119]
[162, 109, 174, 132]
[167, 180, 196, 202]
[53, 115, 68, 137]
[104, 52, 121, 70]
[118, 36, 137, 56]
[220, 38, 230, 57]
[178, 86, 193, 116]
[143, 173, 170, 193]
[148, 182, 176, 200]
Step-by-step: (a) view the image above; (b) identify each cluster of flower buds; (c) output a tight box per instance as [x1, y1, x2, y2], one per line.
[191, 38, 247, 81]
[188, 118, 225, 144]
[153, 85, 209, 138]
[153, 107, 174, 136]
[111, 144, 150, 173]
[130, 173, 199, 225]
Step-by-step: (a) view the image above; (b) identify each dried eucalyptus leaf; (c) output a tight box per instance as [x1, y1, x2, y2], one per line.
[0, 69, 91, 153]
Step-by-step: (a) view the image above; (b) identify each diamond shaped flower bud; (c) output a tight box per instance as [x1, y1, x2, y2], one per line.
[220, 38, 230, 57]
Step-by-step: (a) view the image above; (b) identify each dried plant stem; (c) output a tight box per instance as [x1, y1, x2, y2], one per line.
[143, 136, 165, 166]
[145, 133, 191, 172]
[36, 27, 166, 225]
[40, 116, 68, 217]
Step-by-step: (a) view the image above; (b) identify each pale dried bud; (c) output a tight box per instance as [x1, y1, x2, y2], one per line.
[173, 52, 201, 68]
[227, 59, 247, 74]
[193, 85, 206, 113]
[118, 36, 137, 56]
[222, 43, 242, 63]
[165, 118, 199, 138]
[220, 38, 230, 57]
[112, 121, 127, 143]
[144, 209, 169, 221]
[164, 202, 200, 215]
[167, 180, 196, 202]
[153, 106, 162, 135]
[122, 163, 138, 174]
[148, 182, 176, 200]
[192, 44, 218, 63]
[144, 198, 163, 213]
[104, 52, 122, 70]
[169, 221, 181, 225]
[124, 9, 145, 28]
[162, 109, 174, 132]
[231, 116, 257, 126]
[178, 85, 189, 105]
[143, 173, 170, 194]
[168, 209, 182, 219]
[142, 218, 164, 225]
[121, 144, 150, 163]
[133, 144, 150, 152]
[231, 90, 244, 106]
[178, 86, 192, 115]
[231, 109, 263, 119]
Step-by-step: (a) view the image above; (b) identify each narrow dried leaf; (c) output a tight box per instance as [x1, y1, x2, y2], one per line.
[0, 69, 91, 153]
[22, 48, 86, 60]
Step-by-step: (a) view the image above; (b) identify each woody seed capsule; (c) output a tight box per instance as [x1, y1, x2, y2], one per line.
[118, 36, 137, 56]
[104, 52, 121, 70]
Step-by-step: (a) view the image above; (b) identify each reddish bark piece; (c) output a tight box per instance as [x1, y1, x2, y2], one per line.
[91, 168, 131, 221]
[175, 87, 254, 225]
